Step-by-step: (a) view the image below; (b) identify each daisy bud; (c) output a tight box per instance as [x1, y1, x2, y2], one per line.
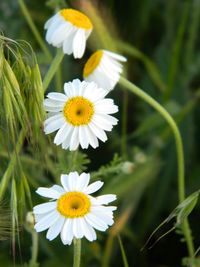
[121, 161, 135, 174]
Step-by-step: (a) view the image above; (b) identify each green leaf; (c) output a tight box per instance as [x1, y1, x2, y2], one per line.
[175, 191, 199, 226]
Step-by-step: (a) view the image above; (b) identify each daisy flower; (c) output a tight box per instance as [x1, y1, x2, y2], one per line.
[44, 8, 93, 58]
[44, 79, 118, 151]
[83, 50, 127, 91]
[33, 172, 117, 245]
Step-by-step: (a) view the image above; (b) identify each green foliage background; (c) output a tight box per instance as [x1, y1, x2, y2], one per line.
[0, 0, 199, 266]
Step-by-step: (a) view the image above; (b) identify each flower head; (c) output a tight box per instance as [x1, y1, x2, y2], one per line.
[45, 9, 93, 58]
[33, 172, 117, 245]
[83, 50, 127, 91]
[44, 79, 118, 151]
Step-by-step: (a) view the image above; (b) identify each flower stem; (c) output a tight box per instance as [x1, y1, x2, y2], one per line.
[119, 77, 195, 259]
[18, 0, 52, 61]
[121, 89, 128, 159]
[73, 238, 81, 267]
[29, 230, 39, 266]
[43, 49, 64, 92]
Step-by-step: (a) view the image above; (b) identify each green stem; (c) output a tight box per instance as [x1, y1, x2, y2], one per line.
[73, 238, 81, 267]
[18, 0, 52, 61]
[117, 235, 129, 267]
[119, 77, 195, 259]
[29, 230, 39, 266]
[43, 49, 64, 92]
[121, 89, 128, 159]
[0, 130, 25, 201]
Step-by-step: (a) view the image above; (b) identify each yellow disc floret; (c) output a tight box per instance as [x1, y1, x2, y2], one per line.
[60, 9, 93, 30]
[57, 192, 91, 218]
[83, 50, 103, 78]
[63, 96, 94, 126]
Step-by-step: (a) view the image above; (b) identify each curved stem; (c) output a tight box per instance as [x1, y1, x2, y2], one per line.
[43, 49, 64, 92]
[73, 238, 81, 267]
[119, 77, 195, 259]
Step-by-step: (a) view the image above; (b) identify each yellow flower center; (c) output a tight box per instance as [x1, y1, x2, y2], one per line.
[63, 96, 94, 126]
[83, 50, 103, 77]
[60, 9, 93, 30]
[57, 192, 91, 218]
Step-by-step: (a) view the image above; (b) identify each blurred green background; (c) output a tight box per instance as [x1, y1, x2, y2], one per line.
[0, 0, 200, 266]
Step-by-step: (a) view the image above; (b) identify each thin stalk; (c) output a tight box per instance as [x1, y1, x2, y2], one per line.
[29, 231, 39, 266]
[73, 238, 81, 267]
[18, 0, 52, 61]
[117, 235, 129, 267]
[43, 49, 64, 92]
[119, 77, 195, 259]
[121, 89, 128, 158]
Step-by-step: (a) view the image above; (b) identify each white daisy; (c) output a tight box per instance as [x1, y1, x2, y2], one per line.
[44, 79, 118, 151]
[44, 8, 93, 58]
[83, 50, 127, 91]
[33, 172, 117, 245]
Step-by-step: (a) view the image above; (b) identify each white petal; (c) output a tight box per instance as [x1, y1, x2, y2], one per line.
[84, 181, 104, 194]
[46, 16, 64, 43]
[103, 50, 127, 62]
[84, 126, 99, 148]
[52, 185, 65, 194]
[69, 127, 79, 151]
[79, 126, 89, 149]
[68, 172, 79, 191]
[94, 194, 117, 205]
[83, 82, 108, 102]
[51, 22, 72, 46]
[61, 218, 73, 244]
[44, 14, 57, 30]
[94, 99, 118, 114]
[91, 209, 114, 226]
[47, 92, 67, 102]
[63, 30, 76, 55]
[46, 216, 65, 241]
[91, 117, 112, 132]
[80, 218, 96, 241]
[44, 99, 65, 108]
[33, 202, 57, 214]
[64, 82, 75, 97]
[72, 218, 84, 238]
[34, 210, 60, 232]
[44, 116, 65, 134]
[73, 29, 86, 59]
[76, 173, 90, 191]
[61, 125, 74, 149]
[92, 206, 117, 212]
[60, 174, 69, 192]
[44, 113, 63, 126]
[88, 122, 108, 142]
[54, 123, 69, 145]
[36, 187, 62, 199]
[85, 213, 108, 231]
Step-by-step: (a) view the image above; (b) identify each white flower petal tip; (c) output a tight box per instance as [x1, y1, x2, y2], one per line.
[33, 172, 117, 245]
[44, 9, 93, 58]
[83, 49, 127, 91]
[44, 79, 118, 150]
